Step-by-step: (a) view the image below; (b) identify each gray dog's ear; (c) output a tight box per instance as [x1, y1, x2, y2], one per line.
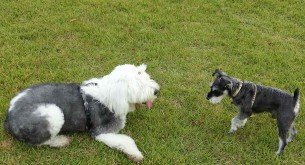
[225, 82, 233, 90]
[212, 69, 226, 77]
[219, 77, 233, 90]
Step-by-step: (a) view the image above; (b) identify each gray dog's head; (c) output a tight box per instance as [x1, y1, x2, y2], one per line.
[206, 69, 240, 104]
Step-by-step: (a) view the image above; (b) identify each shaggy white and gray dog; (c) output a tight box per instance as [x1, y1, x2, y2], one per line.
[4, 64, 160, 163]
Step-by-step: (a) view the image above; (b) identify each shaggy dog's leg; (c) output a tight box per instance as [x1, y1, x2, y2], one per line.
[95, 133, 143, 163]
[36, 104, 70, 147]
[42, 135, 70, 147]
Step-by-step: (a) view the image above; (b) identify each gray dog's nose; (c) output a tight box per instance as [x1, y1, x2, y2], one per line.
[206, 94, 210, 100]
[154, 89, 159, 95]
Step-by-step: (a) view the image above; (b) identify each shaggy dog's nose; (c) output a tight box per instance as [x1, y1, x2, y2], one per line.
[154, 89, 159, 95]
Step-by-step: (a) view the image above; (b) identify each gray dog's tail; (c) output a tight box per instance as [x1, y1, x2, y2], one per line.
[294, 88, 300, 102]
[293, 88, 300, 115]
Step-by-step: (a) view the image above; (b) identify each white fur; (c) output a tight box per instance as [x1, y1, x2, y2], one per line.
[95, 133, 144, 162]
[287, 123, 297, 143]
[34, 104, 67, 147]
[83, 78, 100, 85]
[34, 104, 65, 137]
[208, 90, 228, 104]
[276, 138, 284, 155]
[229, 115, 248, 133]
[287, 137, 293, 143]
[81, 64, 160, 116]
[8, 89, 29, 112]
[42, 135, 70, 147]
[294, 98, 300, 115]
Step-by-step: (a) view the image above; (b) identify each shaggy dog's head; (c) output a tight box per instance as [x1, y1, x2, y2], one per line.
[82, 64, 160, 114]
[111, 64, 160, 109]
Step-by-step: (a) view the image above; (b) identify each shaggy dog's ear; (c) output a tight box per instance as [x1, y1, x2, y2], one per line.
[212, 69, 226, 77]
[138, 64, 147, 73]
[82, 78, 99, 85]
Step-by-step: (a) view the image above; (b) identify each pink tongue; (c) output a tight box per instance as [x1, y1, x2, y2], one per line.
[146, 101, 153, 109]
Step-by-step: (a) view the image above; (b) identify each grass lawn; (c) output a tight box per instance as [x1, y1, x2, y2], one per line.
[1, 0, 305, 164]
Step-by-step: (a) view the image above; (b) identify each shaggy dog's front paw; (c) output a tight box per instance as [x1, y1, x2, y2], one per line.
[275, 150, 283, 155]
[228, 129, 237, 134]
[128, 154, 144, 163]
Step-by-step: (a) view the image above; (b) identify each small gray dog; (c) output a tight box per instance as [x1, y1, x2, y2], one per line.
[206, 69, 300, 155]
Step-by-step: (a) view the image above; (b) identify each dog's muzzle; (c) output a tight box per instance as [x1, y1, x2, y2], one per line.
[154, 89, 160, 96]
[206, 92, 213, 100]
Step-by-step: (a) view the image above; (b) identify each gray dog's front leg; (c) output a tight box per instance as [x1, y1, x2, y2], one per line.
[229, 112, 250, 133]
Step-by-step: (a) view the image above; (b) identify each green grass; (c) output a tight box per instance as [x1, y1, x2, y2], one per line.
[1, 0, 305, 164]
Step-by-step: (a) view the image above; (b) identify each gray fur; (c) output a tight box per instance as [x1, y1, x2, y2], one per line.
[82, 93, 124, 137]
[5, 83, 119, 144]
[207, 69, 300, 155]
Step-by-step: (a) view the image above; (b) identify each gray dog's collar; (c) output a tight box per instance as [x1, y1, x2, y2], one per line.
[251, 84, 257, 107]
[232, 81, 243, 98]
[231, 81, 257, 108]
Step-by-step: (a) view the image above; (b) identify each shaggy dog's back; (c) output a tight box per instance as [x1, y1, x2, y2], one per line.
[5, 83, 87, 144]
